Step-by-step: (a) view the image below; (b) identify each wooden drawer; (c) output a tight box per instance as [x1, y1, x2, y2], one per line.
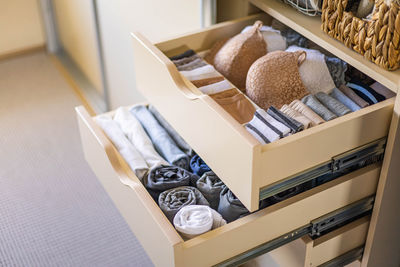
[76, 106, 380, 267]
[267, 216, 369, 267]
[130, 14, 394, 212]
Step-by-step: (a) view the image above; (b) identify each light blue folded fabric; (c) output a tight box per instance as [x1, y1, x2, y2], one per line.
[131, 105, 190, 170]
[330, 88, 361, 112]
[347, 83, 378, 104]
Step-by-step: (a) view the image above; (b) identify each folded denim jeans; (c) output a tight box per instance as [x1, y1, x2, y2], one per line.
[196, 171, 225, 210]
[159, 186, 209, 222]
[131, 105, 189, 169]
[190, 155, 211, 177]
[218, 186, 249, 223]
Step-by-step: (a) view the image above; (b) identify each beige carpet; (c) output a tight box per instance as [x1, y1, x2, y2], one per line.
[0, 52, 152, 266]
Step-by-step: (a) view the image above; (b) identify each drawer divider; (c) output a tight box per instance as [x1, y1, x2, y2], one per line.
[317, 246, 364, 267]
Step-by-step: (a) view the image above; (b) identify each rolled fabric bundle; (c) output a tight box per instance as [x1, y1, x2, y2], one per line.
[280, 104, 312, 129]
[180, 65, 222, 81]
[190, 155, 211, 177]
[289, 100, 325, 126]
[325, 56, 348, 88]
[370, 82, 396, 99]
[302, 95, 337, 121]
[315, 92, 352, 117]
[177, 58, 207, 71]
[267, 106, 304, 133]
[218, 186, 249, 223]
[113, 107, 168, 169]
[173, 205, 226, 239]
[196, 171, 225, 210]
[198, 80, 233, 95]
[172, 54, 200, 67]
[145, 165, 196, 200]
[148, 105, 193, 156]
[131, 105, 189, 169]
[329, 88, 361, 112]
[170, 49, 195, 61]
[95, 115, 148, 180]
[338, 85, 369, 108]
[191, 76, 224, 88]
[159, 186, 209, 222]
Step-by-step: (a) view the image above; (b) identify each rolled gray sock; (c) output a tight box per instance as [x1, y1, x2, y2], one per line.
[218, 186, 249, 223]
[196, 171, 225, 210]
[302, 95, 338, 121]
[315, 92, 352, 117]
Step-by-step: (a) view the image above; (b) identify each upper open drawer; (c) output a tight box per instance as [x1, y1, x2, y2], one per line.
[131, 14, 394, 211]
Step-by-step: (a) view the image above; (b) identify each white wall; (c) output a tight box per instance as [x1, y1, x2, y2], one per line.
[96, 0, 204, 109]
[53, 0, 103, 94]
[0, 0, 46, 55]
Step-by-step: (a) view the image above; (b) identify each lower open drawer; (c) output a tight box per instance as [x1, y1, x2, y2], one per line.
[76, 106, 380, 267]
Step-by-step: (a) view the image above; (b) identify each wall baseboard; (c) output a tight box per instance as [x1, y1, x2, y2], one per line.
[0, 45, 46, 61]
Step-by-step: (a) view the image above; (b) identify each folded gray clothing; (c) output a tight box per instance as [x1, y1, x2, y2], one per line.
[267, 106, 304, 133]
[159, 186, 209, 222]
[148, 105, 193, 156]
[302, 95, 338, 121]
[177, 58, 207, 71]
[196, 171, 225, 210]
[172, 54, 201, 67]
[325, 56, 348, 88]
[145, 165, 198, 201]
[131, 105, 190, 169]
[170, 49, 195, 61]
[218, 186, 249, 223]
[315, 92, 352, 117]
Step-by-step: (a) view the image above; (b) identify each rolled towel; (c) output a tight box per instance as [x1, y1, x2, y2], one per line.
[198, 79, 233, 95]
[286, 46, 335, 94]
[347, 80, 385, 104]
[159, 186, 209, 222]
[267, 106, 304, 133]
[173, 205, 226, 239]
[180, 65, 222, 81]
[218, 186, 249, 223]
[241, 25, 287, 53]
[145, 165, 196, 201]
[329, 88, 361, 112]
[246, 109, 291, 144]
[280, 104, 312, 129]
[131, 105, 189, 169]
[170, 49, 195, 61]
[289, 100, 325, 126]
[302, 95, 337, 121]
[177, 58, 207, 71]
[196, 171, 225, 210]
[315, 92, 352, 117]
[190, 155, 211, 177]
[191, 76, 224, 88]
[172, 54, 200, 66]
[370, 82, 395, 99]
[338, 85, 369, 108]
[325, 56, 348, 88]
[113, 107, 168, 169]
[148, 105, 193, 156]
[95, 115, 148, 180]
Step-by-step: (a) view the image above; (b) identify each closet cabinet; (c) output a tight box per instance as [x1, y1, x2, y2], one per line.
[76, 1, 400, 266]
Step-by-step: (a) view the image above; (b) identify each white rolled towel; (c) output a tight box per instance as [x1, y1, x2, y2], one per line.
[173, 205, 226, 239]
[198, 79, 233, 95]
[113, 107, 168, 169]
[95, 115, 149, 180]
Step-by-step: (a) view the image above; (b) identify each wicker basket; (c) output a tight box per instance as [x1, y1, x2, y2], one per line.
[321, 0, 400, 70]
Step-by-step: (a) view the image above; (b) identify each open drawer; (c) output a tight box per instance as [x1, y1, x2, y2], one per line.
[267, 216, 369, 267]
[76, 106, 380, 267]
[131, 14, 394, 212]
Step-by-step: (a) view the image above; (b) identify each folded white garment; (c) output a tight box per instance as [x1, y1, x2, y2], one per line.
[241, 25, 287, 53]
[173, 205, 226, 239]
[245, 109, 290, 144]
[286, 45, 335, 95]
[113, 107, 168, 170]
[95, 114, 148, 180]
[198, 79, 233, 95]
[180, 64, 222, 81]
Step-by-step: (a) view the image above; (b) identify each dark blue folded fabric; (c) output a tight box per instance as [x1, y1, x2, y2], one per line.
[190, 155, 211, 177]
[169, 49, 195, 61]
[347, 79, 385, 105]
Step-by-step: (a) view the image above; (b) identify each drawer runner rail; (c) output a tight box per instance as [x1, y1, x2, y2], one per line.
[259, 138, 386, 201]
[215, 196, 374, 267]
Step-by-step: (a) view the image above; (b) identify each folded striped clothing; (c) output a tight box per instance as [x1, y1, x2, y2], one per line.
[245, 109, 291, 144]
[347, 79, 385, 105]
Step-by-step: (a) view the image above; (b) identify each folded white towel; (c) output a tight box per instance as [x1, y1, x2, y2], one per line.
[180, 64, 222, 81]
[241, 25, 287, 53]
[173, 205, 226, 239]
[286, 45, 335, 95]
[95, 115, 148, 180]
[113, 107, 168, 170]
[198, 79, 233, 95]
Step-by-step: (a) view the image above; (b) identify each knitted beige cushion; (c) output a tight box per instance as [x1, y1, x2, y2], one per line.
[246, 50, 309, 109]
[213, 21, 267, 91]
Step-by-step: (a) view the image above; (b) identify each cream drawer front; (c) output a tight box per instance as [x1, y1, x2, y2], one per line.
[130, 14, 394, 212]
[76, 106, 380, 267]
[268, 216, 369, 267]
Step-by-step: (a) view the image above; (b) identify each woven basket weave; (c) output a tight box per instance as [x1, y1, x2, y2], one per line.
[321, 0, 400, 70]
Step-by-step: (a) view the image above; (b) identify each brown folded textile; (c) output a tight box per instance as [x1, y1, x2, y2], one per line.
[280, 104, 312, 129]
[210, 89, 256, 124]
[289, 100, 325, 126]
[338, 85, 369, 108]
[191, 76, 225, 88]
[370, 82, 396, 99]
